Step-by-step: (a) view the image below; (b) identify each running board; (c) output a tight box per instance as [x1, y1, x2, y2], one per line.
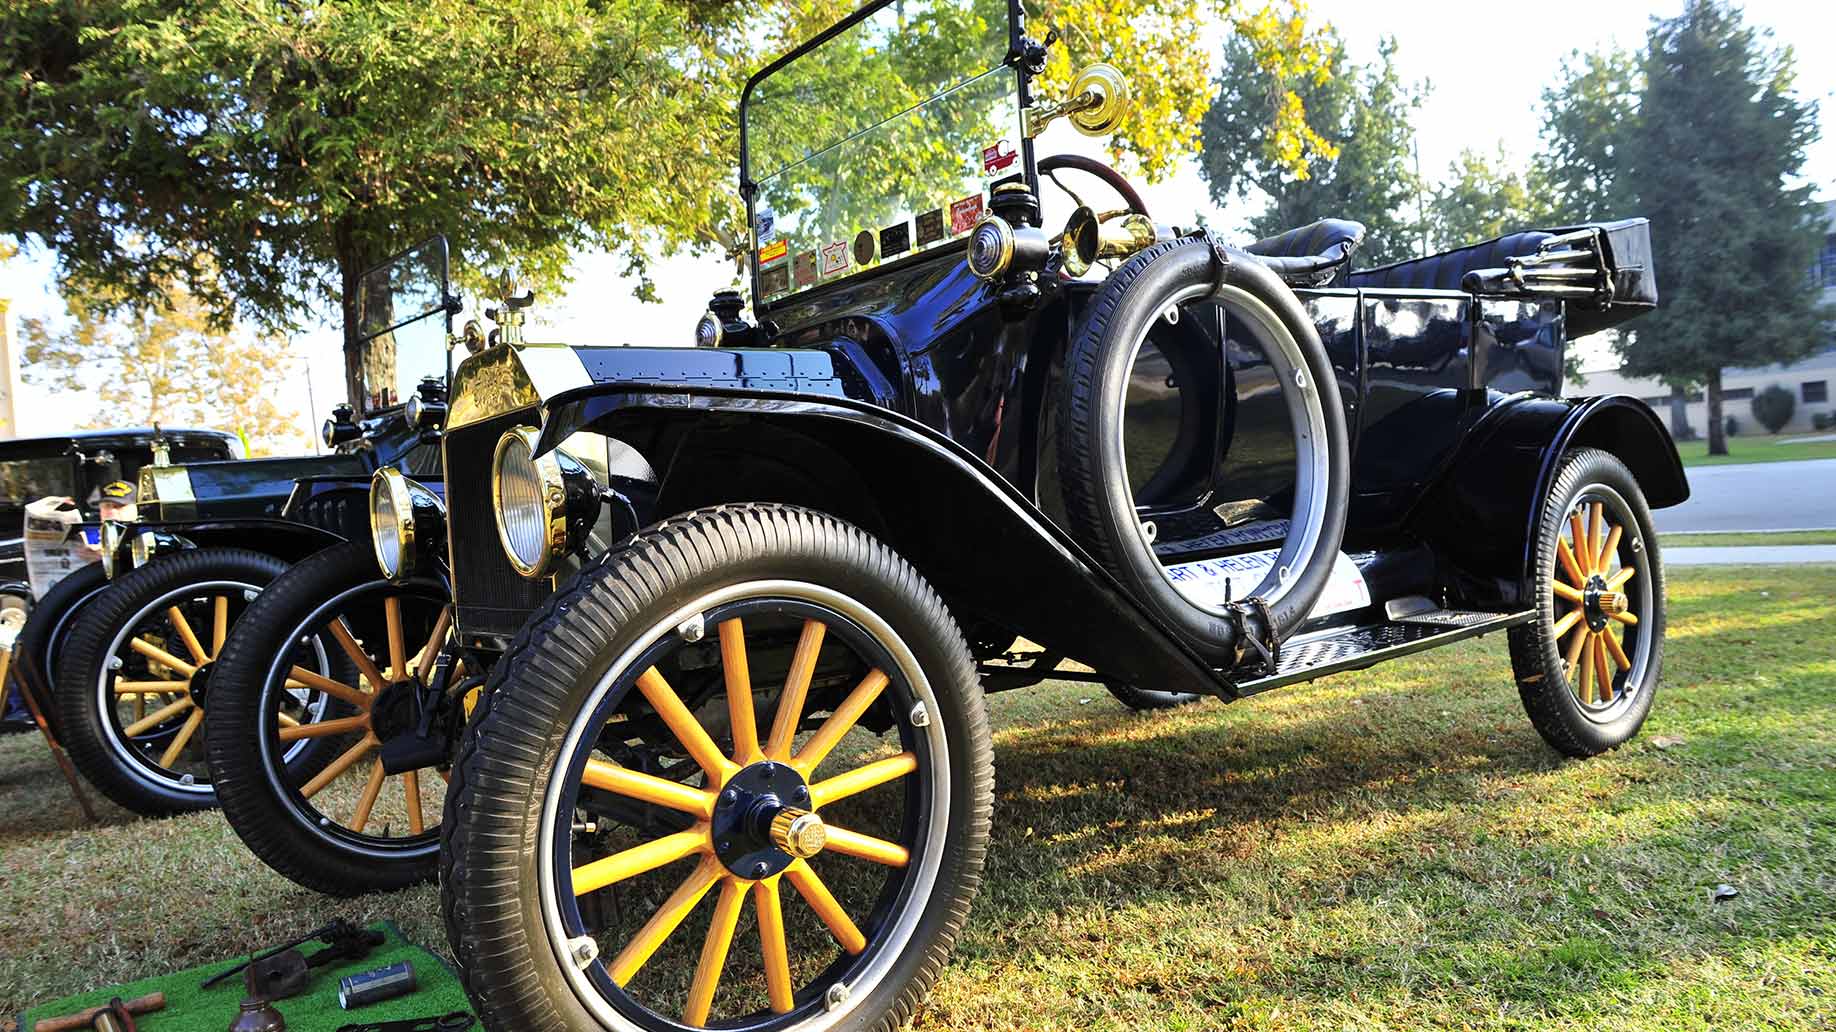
[1233, 608, 1534, 695]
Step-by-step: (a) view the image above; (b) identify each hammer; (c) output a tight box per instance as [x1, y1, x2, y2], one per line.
[32, 993, 165, 1032]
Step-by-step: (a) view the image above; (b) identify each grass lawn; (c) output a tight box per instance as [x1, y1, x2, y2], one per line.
[1662, 529, 1836, 548]
[1674, 432, 1836, 467]
[4, 564, 1834, 1029]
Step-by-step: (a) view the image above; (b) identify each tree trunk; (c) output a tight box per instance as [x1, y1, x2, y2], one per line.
[1667, 384, 1691, 440]
[1704, 367, 1727, 456]
[338, 224, 366, 413]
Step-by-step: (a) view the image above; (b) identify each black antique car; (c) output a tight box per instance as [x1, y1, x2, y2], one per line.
[1, 427, 238, 730]
[45, 239, 455, 816]
[256, 2, 1680, 1028]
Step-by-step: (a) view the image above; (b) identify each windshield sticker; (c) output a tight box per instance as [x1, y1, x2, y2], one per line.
[821, 241, 851, 277]
[760, 263, 790, 299]
[915, 208, 945, 247]
[880, 220, 911, 259]
[793, 251, 817, 288]
[951, 195, 985, 235]
[758, 238, 788, 267]
[852, 229, 877, 267]
[981, 139, 1018, 174]
[754, 210, 776, 242]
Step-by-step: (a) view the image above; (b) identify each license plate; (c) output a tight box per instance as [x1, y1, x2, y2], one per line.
[1166, 548, 1370, 618]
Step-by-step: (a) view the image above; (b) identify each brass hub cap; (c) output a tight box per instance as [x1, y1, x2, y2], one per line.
[1552, 500, 1640, 707]
[771, 808, 828, 859]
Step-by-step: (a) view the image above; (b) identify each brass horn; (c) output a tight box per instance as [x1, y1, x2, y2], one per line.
[1060, 205, 1162, 277]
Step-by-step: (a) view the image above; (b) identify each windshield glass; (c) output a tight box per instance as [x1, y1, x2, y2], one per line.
[356, 237, 450, 412]
[744, 0, 1023, 307]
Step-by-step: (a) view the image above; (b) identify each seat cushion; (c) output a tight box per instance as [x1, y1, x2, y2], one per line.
[1349, 230, 1553, 291]
[1243, 219, 1367, 287]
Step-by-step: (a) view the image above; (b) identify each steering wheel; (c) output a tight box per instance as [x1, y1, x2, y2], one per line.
[1037, 154, 1150, 219]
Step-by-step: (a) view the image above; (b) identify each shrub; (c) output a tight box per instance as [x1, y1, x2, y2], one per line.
[1751, 384, 1796, 434]
[1725, 414, 1740, 437]
[1813, 412, 1832, 431]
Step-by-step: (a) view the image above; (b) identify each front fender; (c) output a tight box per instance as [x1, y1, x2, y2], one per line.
[538, 385, 1229, 696]
[134, 518, 347, 564]
[1416, 392, 1688, 606]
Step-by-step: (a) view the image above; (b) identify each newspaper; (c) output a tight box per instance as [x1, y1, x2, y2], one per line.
[23, 496, 100, 600]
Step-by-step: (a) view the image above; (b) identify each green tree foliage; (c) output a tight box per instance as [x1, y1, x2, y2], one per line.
[1427, 146, 1555, 251]
[1536, 48, 1642, 224]
[1750, 384, 1795, 434]
[18, 277, 303, 454]
[1199, 30, 1423, 265]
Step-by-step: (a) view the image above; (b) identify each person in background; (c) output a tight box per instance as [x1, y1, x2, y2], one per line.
[96, 480, 137, 523]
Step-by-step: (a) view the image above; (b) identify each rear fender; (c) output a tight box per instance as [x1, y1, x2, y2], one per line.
[1417, 393, 1688, 606]
[538, 387, 1230, 696]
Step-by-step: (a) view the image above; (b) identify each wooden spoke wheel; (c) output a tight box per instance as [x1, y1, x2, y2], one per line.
[205, 541, 455, 896]
[1511, 449, 1666, 757]
[443, 505, 992, 1032]
[54, 548, 307, 815]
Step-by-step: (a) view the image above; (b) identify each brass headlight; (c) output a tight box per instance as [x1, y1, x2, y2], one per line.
[370, 467, 445, 583]
[492, 427, 601, 579]
[99, 520, 127, 580]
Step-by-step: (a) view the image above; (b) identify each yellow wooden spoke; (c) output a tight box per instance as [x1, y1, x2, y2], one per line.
[350, 759, 387, 833]
[113, 679, 189, 695]
[785, 859, 866, 954]
[720, 618, 762, 765]
[130, 637, 196, 678]
[277, 713, 371, 742]
[167, 606, 210, 665]
[1556, 538, 1586, 588]
[158, 707, 206, 767]
[635, 667, 736, 783]
[289, 665, 371, 710]
[572, 825, 710, 897]
[809, 752, 918, 808]
[384, 597, 408, 682]
[1608, 565, 1638, 591]
[1563, 619, 1590, 673]
[582, 758, 716, 819]
[683, 877, 746, 1027]
[1550, 610, 1583, 641]
[212, 596, 230, 654]
[134, 693, 145, 721]
[823, 824, 911, 867]
[1569, 510, 1592, 575]
[327, 618, 388, 690]
[1602, 625, 1632, 673]
[122, 695, 192, 737]
[753, 877, 795, 1014]
[607, 854, 723, 986]
[1597, 524, 1623, 574]
[1553, 582, 1584, 604]
[1588, 503, 1604, 569]
[301, 734, 378, 799]
[1593, 629, 1614, 702]
[1609, 609, 1639, 627]
[766, 619, 827, 760]
[415, 606, 452, 683]
[1576, 634, 1597, 705]
[793, 669, 889, 777]
[276, 711, 300, 728]
[404, 770, 425, 835]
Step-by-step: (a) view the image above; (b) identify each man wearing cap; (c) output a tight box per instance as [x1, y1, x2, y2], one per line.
[97, 480, 138, 523]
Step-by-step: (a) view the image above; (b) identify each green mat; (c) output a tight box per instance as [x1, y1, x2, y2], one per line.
[20, 922, 473, 1032]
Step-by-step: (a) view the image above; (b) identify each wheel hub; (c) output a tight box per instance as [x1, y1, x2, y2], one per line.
[184, 661, 213, 710]
[367, 679, 421, 741]
[710, 760, 817, 878]
[1580, 575, 1628, 632]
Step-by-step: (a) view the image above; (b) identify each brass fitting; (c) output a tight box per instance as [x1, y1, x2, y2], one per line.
[769, 808, 827, 859]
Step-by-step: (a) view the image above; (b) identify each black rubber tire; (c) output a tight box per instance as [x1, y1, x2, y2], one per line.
[15, 562, 111, 742]
[1057, 237, 1351, 663]
[206, 541, 447, 896]
[1509, 448, 1666, 757]
[441, 504, 994, 1032]
[55, 548, 289, 816]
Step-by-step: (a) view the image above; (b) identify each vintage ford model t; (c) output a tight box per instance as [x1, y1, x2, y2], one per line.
[218, 1, 1683, 1028]
[45, 240, 457, 816]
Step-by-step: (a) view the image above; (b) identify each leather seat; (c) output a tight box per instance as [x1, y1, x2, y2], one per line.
[1349, 230, 1552, 291]
[1243, 219, 1366, 287]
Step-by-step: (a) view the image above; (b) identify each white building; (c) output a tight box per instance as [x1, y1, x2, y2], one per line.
[1569, 199, 1835, 436]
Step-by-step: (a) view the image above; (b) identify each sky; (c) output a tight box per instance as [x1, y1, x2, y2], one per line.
[3, 0, 1833, 445]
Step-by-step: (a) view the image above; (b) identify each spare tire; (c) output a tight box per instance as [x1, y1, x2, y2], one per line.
[1057, 237, 1350, 665]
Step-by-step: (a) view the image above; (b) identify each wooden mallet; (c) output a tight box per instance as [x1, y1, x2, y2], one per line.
[32, 992, 165, 1032]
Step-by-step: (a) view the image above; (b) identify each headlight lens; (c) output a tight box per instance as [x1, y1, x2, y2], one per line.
[99, 520, 125, 579]
[130, 530, 154, 569]
[493, 427, 563, 578]
[967, 215, 1015, 280]
[369, 467, 443, 583]
[694, 312, 722, 348]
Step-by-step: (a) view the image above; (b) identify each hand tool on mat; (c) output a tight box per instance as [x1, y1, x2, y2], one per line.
[32, 992, 164, 1032]
[202, 920, 384, 992]
[335, 1013, 473, 1032]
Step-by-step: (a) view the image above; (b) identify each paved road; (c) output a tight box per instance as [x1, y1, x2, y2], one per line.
[1653, 457, 1836, 533]
[1665, 545, 1836, 565]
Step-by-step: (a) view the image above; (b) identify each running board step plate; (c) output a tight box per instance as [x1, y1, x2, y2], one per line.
[1235, 608, 1534, 695]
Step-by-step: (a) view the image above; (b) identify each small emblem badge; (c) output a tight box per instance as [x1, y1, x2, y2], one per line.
[754, 210, 776, 241]
[821, 240, 851, 277]
[915, 207, 945, 247]
[760, 263, 790, 298]
[793, 250, 817, 288]
[757, 238, 788, 266]
[950, 194, 985, 235]
[880, 220, 911, 259]
[853, 229, 877, 267]
[981, 139, 1018, 174]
